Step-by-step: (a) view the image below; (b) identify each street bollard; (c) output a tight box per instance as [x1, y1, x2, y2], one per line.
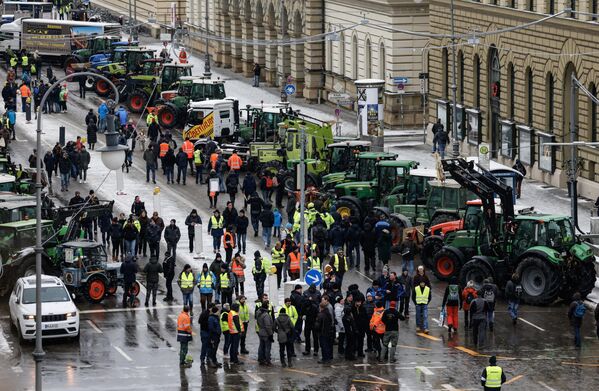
[59, 126, 65, 146]
[268, 266, 279, 307]
[193, 223, 204, 259]
[115, 170, 125, 195]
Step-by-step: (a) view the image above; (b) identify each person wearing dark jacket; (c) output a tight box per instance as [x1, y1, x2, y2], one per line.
[146, 220, 162, 258]
[209, 253, 224, 302]
[85, 109, 97, 126]
[163, 251, 176, 302]
[130, 196, 145, 217]
[226, 172, 239, 205]
[275, 307, 294, 367]
[68, 191, 84, 205]
[136, 210, 150, 257]
[120, 255, 138, 307]
[413, 265, 431, 288]
[58, 151, 71, 192]
[360, 223, 377, 273]
[87, 121, 97, 150]
[222, 201, 238, 230]
[328, 223, 346, 254]
[110, 217, 123, 260]
[248, 192, 263, 236]
[235, 210, 249, 254]
[185, 209, 202, 253]
[441, 277, 463, 333]
[290, 285, 304, 342]
[377, 228, 392, 266]
[398, 268, 412, 319]
[242, 174, 257, 208]
[470, 293, 488, 347]
[43, 151, 55, 184]
[176, 148, 188, 185]
[164, 219, 181, 258]
[163, 148, 176, 184]
[143, 257, 163, 306]
[315, 302, 334, 363]
[345, 219, 362, 269]
[504, 273, 522, 325]
[259, 203, 274, 248]
[199, 303, 213, 365]
[207, 305, 223, 367]
[568, 292, 585, 347]
[98, 210, 112, 246]
[122, 217, 139, 257]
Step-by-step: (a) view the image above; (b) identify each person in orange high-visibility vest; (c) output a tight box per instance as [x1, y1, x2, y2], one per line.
[159, 140, 169, 174]
[284, 246, 301, 281]
[227, 150, 243, 172]
[223, 226, 236, 263]
[179, 47, 188, 64]
[177, 305, 193, 367]
[210, 150, 220, 170]
[369, 302, 386, 360]
[227, 302, 244, 364]
[182, 137, 195, 175]
[231, 253, 246, 296]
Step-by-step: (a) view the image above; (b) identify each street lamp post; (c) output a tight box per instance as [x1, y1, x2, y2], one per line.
[204, 0, 211, 77]
[450, 0, 459, 157]
[279, 0, 288, 103]
[298, 124, 306, 279]
[34, 73, 120, 391]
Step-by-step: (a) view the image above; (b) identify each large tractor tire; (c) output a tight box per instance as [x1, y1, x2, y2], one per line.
[430, 213, 458, 227]
[258, 161, 284, 177]
[94, 78, 112, 97]
[459, 259, 493, 291]
[335, 197, 363, 220]
[283, 172, 320, 193]
[515, 256, 561, 306]
[158, 104, 179, 129]
[389, 214, 410, 252]
[421, 235, 444, 270]
[433, 248, 461, 281]
[18, 256, 37, 278]
[127, 89, 149, 113]
[84, 275, 107, 304]
[559, 261, 597, 301]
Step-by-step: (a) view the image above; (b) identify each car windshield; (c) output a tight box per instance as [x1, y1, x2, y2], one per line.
[22, 286, 70, 304]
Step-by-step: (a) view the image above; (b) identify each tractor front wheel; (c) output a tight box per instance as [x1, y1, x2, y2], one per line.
[433, 248, 461, 281]
[459, 259, 492, 291]
[158, 104, 178, 129]
[430, 213, 458, 227]
[94, 79, 111, 97]
[335, 198, 362, 220]
[84, 275, 107, 304]
[127, 89, 149, 113]
[422, 235, 444, 270]
[515, 256, 561, 306]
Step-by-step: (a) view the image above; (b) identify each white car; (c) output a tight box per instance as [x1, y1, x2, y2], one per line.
[9, 275, 80, 341]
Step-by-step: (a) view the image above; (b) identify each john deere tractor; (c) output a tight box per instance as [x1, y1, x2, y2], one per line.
[433, 159, 596, 305]
[125, 60, 194, 113]
[155, 76, 227, 128]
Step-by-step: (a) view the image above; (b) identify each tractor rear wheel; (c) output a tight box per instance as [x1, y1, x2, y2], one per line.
[335, 198, 362, 220]
[515, 256, 561, 306]
[430, 213, 457, 227]
[158, 105, 178, 128]
[94, 79, 111, 97]
[18, 257, 37, 278]
[559, 260, 597, 301]
[459, 259, 492, 291]
[422, 235, 444, 270]
[127, 89, 149, 113]
[389, 214, 408, 252]
[433, 248, 461, 281]
[84, 275, 106, 304]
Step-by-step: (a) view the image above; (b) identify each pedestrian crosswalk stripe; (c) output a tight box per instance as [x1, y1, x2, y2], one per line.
[398, 345, 431, 351]
[454, 346, 479, 356]
[416, 332, 441, 341]
[504, 374, 524, 384]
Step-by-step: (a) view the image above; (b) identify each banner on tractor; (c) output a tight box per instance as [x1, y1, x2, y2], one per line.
[183, 112, 215, 140]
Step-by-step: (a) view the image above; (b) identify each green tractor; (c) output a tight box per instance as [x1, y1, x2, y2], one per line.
[63, 36, 124, 72]
[125, 60, 194, 113]
[433, 158, 596, 305]
[93, 47, 155, 97]
[238, 103, 291, 143]
[155, 76, 227, 128]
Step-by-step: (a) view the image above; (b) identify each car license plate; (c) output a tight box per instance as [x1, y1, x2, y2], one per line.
[43, 323, 59, 330]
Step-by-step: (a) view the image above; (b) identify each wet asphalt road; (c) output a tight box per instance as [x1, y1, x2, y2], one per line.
[0, 67, 599, 391]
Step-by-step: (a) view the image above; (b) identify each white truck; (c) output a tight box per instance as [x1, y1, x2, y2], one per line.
[0, 18, 120, 60]
[182, 99, 237, 141]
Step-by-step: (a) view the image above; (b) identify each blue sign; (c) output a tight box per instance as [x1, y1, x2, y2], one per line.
[304, 269, 322, 286]
[285, 84, 296, 95]
[393, 77, 408, 84]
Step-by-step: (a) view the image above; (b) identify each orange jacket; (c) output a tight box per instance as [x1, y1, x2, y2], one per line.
[210, 153, 219, 170]
[461, 287, 478, 311]
[227, 310, 244, 334]
[19, 85, 31, 98]
[159, 142, 169, 158]
[289, 252, 300, 272]
[231, 259, 244, 277]
[227, 154, 242, 170]
[177, 311, 192, 333]
[223, 231, 235, 249]
[182, 140, 194, 158]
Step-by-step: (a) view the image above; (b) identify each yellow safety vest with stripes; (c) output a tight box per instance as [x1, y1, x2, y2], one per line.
[484, 366, 502, 388]
[211, 215, 224, 229]
[271, 248, 285, 264]
[239, 303, 250, 323]
[220, 272, 230, 289]
[194, 149, 202, 164]
[308, 256, 321, 271]
[415, 286, 430, 305]
[333, 254, 348, 271]
[180, 271, 194, 289]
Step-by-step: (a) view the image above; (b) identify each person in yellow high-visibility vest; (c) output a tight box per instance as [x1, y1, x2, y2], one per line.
[412, 280, 431, 334]
[194, 148, 203, 184]
[480, 356, 506, 390]
[220, 303, 231, 355]
[271, 242, 285, 289]
[237, 296, 250, 354]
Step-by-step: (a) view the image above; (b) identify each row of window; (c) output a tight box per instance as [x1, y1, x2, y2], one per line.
[325, 34, 386, 80]
[472, 0, 598, 20]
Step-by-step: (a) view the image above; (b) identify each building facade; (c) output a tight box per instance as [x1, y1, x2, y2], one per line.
[92, 0, 186, 29]
[324, 0, 429, 128]
[428, 0, 599, 197]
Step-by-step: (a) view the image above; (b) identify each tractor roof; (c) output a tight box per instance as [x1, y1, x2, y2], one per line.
[409, 168, 438, 178]
[189, 99, 233, 108]
[0, 219, 52, 228]
[60, 240, 104, 249]
[0, 173, 16, 183]
[428, 178, 461, 188]
[328, 140, 370, 148]
[514, 214, 570, 222]
[357, 152, 397, 159]
[0, 200, 36, 209]
[114, 47, 153, 53]
[192, 78, 224, 84]
[180, 76, 207, 82]
[378, 159, 419, 168]
[170, 63, 194, 68]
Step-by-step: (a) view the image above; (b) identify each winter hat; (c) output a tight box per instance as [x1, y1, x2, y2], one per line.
[294, 284, 302, 290]
[402, 266, 408, 272]
[489, 356, 497, 365]
[202, 263, 208, 269]
[254, 250, 261, 258]
[366, 292, 374, 298]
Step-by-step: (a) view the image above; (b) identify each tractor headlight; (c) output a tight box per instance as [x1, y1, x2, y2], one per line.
[23, 314, 35, 320]
[66, 312, 77, 318]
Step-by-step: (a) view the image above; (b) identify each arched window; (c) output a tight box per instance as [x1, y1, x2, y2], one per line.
[379, 42, 386, 79]
[474, 54, 481, 108]
[590, 83, 597, 141]
[352, 35, 358, 79]
[365, 39, 372, 79]
[546, 73, 554, 131]
[507, 63, 515, 118]
[442, 48, 448, 99]
[458, 51, 464, 103]
[525, 67, 533, 125]
[338, 33, 345, 76]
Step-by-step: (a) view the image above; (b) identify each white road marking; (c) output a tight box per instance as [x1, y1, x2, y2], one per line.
[354, 363, 370, 367]
[245, 373, 265, 383]
[519, 317, 546, 332]
[441, 385, 456, 390]
[415, 366, 434, 375]
[112, 345, 133, 362]
[368, 374, 394, 384]
[355, 270, 373, 282]
[86, 320, 103, 334]
[538, 381, 558, 391]
[432, 318, 449, 329]
[79, 304, 181, 315]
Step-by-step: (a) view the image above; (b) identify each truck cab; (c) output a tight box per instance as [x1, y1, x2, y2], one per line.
[183, 99, 236, 141]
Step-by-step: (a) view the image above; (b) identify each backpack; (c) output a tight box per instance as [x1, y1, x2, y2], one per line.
[465, 291, 475, 305]
[369, 309, 386, 334]
[483, 287, 495, 303]
[514, 284, 523, 298]
[448, 284, 459, 302]
[574, 302, 586, 318]
[265, 176, 273, 189]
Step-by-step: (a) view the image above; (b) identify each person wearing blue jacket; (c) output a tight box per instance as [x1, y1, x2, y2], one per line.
[207, 306, 222, 368]
[98, 101, 109, 133]
[116, 105, 128, 128]
[273, 208, 282, 239]
[197, 263, 216, 311]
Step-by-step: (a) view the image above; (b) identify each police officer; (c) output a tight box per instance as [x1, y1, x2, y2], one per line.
[480, 356, 506, 390]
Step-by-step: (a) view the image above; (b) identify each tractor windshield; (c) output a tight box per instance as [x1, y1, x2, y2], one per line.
[190, 83, 226, 101]
[536, 219, 575, 249]
[406, 176, 432, 204]
[378, 166, 407, 195]
[356, 159, 377, 182]
[178, 81, 193, 96]
[187, 110, 206, 125]
[112, 51, 125, 62]
[463, 205, 483, 231]
[329, 147, 353, 173]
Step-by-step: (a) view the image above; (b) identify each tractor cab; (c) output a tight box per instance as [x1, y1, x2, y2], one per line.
[81, 36, 121, 56]
[239, 104, 289, 143]
[0, 173, 16, 193]
[161, 63, 194, 90]
[377, 160, 420, 198]
[189, 78, 226, 102]
[114, 48, 155, 73]
[328, 141, 371, 173]
[0, 200, 37, 223]
[59, 241, 111, 303]
[511, 215, 576, 258]
[0, 220, 55, 270]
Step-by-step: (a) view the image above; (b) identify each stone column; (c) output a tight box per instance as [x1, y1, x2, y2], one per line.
[241, 20, 254, 76]
[230, 14, 243, 73]
[219, 10, 232, 68]
[290, 38, 305, 97]
[254, 24, 266, 79]
[264, 28, 278, 85]
[277, 32, 291, 87]
[303, 0, 324, 101]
